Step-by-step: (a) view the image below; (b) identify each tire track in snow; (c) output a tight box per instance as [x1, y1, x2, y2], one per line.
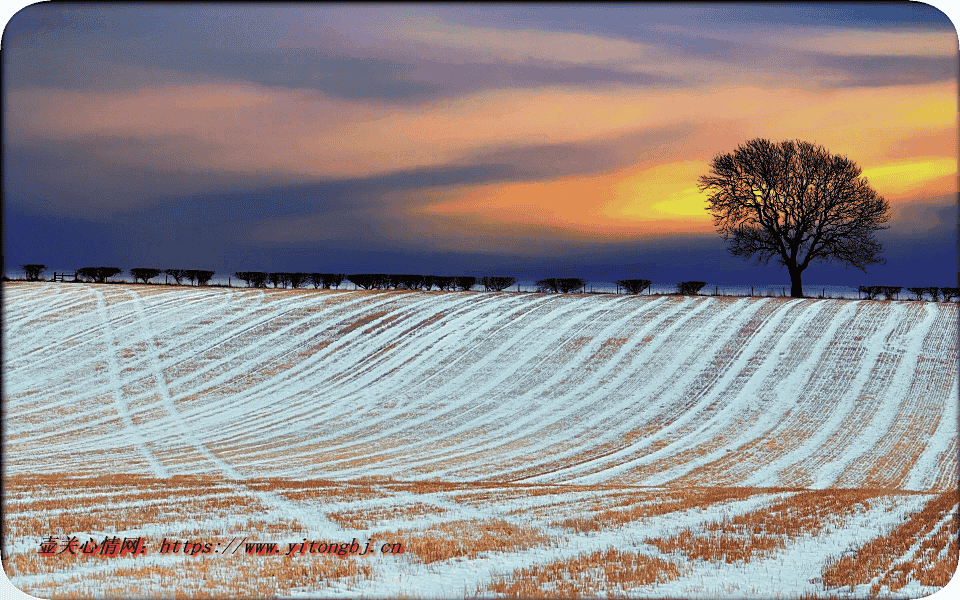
[9, 288, 358, 454]
[6, 288, 246, 426]
[202, 292, 517, 460]
[197, 292, 563, 471]
[126, 288, 243, 479]
[262, 294, 625, 475]
[325, 294, 672, 478]
[5, 287, 264, 442]
[5, 287, 231, 399]
[904, 367, 960, 491]
[92, 288, 168, 478]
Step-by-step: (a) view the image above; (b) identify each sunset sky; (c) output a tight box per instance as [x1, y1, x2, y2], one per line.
[3, 3, 958, 287]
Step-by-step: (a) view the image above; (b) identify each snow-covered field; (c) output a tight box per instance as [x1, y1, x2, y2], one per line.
[3, 282, 957, 598]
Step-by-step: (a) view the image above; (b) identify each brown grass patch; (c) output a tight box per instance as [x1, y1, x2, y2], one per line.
[386, 518, 552, 564]
[327, 502, 448, 529]
[14, 550, 374, 599]
[647, 489, 893, 564]
[556, 486, 762, 532]
[339, 311, 390, 336]
[486, 548, 686, 599]
[822, 490, 958, 594]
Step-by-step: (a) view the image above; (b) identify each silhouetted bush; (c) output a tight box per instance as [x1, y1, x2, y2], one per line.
[164, 269, 186, 285]
[859, 285, 901, 300]
[908, 286, 940, 301]
[481, 276, 516, 292]
[21, 264, 46, 281]
[234, 272, 252, 287]
[347, 274, 391, 290]
[431, 276, 455, 291]
[195, 270, 215, 286]
[616, 279, 652, 294]
[940, 287, 960, 302]
[677, 281, 707, 295]
[130, 268, 162, 284]
[249, 272, 268, 288]
[536, 278, 587, 293]
[455, 276, 477, 291]
[392, 274, 429, 290]
[287, 273, 308, 289]
[268, 272, 285, 288]
[78, 267, 122, 284]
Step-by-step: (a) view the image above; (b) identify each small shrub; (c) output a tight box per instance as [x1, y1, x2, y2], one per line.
[195, 270, 214, 286]
[536, 278, 586, 293]
[21, 264, 47, 281]
[130, 268, 161, 284]
[454, 276, 477, 291]
[164, 269, 186, 285]
[79, 267, 122, 284]
[859, 285, 901, 300]
[288, 273, 309, 289]
[940, 287, 960, 302]
[347, 274, 390, 290]
[248, 272, 268, 288]
[677, 281, 707, 295]
[617, 279, 652, 295]
[481, 276, 516, 292]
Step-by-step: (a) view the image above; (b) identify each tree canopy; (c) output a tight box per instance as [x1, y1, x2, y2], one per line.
[699, 139, 890, 298]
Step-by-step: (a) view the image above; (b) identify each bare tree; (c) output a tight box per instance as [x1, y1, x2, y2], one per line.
[454, 276, 476, 291]
[78, 267, 122, 284]
[248, 272, 268, 288]
[677, 281, 707, 295]
[941, 287, 960, 302]
[699, 139, 890, 298]
[164, 269, 186, 285]
[288, 273, 308, 289]
[196, 270, 215, 286]
[536, 278, 586, 293]
[21, 264, 47, 281]
[326, 274, 346, 289]
[130, 268, 162, 284]
[481, 276, 516, 292]
[616, 279, 651, 295]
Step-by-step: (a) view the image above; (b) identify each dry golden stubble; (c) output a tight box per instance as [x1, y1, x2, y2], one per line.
[17, 550, 375, 600]
[556, 486, 764, 533]
[647, 489, 898, 565]
[822, 490, 958, 594]
[384, 518, 552, 564]
[486, 548, 686, 599]
[327, 502, 449, 529]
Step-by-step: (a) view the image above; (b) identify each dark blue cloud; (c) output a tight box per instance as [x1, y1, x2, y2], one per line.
[811, 53, 958, 87]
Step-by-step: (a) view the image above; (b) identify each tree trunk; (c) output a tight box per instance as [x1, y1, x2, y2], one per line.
[787, 264, 804, 298]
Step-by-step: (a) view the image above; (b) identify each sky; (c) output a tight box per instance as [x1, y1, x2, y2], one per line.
[3, 3, 958, 288]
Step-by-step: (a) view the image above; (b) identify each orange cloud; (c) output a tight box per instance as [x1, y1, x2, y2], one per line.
[418, 161, 716, 237]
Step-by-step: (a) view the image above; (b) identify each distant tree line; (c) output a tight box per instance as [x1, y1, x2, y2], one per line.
[858, 286, 960, 302]
[12, 262, 959, 301]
